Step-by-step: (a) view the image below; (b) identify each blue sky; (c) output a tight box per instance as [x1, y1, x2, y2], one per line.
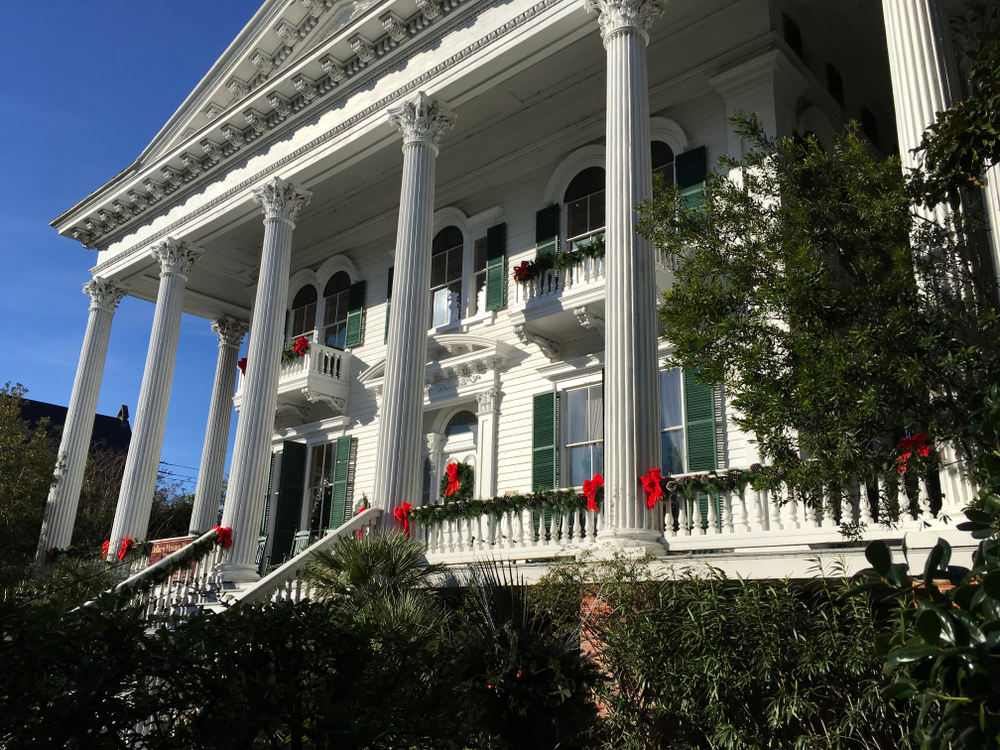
[1, 1, 259, 493]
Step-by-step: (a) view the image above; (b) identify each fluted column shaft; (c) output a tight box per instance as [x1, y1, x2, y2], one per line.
[373, 92, 455, 525]
[189, 318, 248, 534]
[986, 166, 1000, 288]
[35, 278, 127, 568]
[587, 0, 664, 544]
[109, 240, 201, 557]
[220, 178, 311, 579]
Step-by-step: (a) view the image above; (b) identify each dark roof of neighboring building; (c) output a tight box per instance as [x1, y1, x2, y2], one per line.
[20, 399, 132, 453]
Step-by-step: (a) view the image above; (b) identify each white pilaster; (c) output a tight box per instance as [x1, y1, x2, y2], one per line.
[220, 177, 311, 580]
[35, 278, 127, 568]
[189, 317, 249, 534]
[475, 388, 500, 500]
[108, 240, 201, 557]
[585, 0, 663, 546]
[372, 92, 455, 526]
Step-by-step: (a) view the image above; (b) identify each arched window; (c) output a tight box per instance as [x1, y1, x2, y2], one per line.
[564, 167, 605, 247]
[445, 410, 477, 438]
[322, 271, 352, 350]
[431, 226, 464, 328]
[652, 141, 675, 187]
[289, 285, 317, 339]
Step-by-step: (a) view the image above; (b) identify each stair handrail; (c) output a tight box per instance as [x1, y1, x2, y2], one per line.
[237, 508, 383, 606]
[80, 527, 225, 612]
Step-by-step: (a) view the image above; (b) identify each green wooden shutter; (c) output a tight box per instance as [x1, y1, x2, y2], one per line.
[383, 267, 393, 344]
[677, 146, 707, 210]
[532, 391, 558, 491]
[259, 453, 275, 536]
[273, 441, 307, 563]
[344, 280, 366, 348]
[329, 435, 353, 530]
[485, 222, 507, 311]
[535, 204, 560, 257]
[685, 369, 719, 531]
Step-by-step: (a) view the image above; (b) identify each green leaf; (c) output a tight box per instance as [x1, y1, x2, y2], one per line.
[887, 640, 939, 663]
[866, 540, 893, 577]
[983, 570, 1000, 601]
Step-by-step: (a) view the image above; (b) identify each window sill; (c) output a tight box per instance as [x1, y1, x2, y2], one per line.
[428, 310, 497, 337]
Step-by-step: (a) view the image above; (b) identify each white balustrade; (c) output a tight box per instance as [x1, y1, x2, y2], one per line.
[235, 337, 350, 395]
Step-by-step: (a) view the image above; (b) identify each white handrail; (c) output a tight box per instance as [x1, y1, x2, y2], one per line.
[237, 508, 383, 606]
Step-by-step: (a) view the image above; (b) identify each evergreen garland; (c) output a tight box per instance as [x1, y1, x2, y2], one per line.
[512, 234, 606, 283]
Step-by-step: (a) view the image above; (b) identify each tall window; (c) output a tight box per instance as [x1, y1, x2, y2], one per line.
[289, 285, 317, 339]
[431, 226, 463, 328]
[652, 141, 675, 187]
[470, 236, 489, 316]
[659, 368, 684, 474]
[564, 167, 605, 249]
[322, 271, 352, 350]
[563, 384, 603, 487]
[307, 442, 336, 534]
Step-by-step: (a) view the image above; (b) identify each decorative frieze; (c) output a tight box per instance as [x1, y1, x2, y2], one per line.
[387, 91, 456, 147]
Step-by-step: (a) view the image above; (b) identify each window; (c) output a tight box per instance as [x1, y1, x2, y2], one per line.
[446, 410, 477, 439]
[307, 442, 336, 534]
[659, 369, 685, 474]
[289, 285, 317, 339]
[563, 384, 603, 487]
[652, 141, 675, 187]
[471, 236, 488, 316]
[322, 271, 352, 350]
[431, 225, 463, 328]
[564, 167, 605, 248]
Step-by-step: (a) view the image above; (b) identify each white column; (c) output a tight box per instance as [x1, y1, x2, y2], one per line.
[372, 92, 455, 525]
[108, 240, 201, 556]
[189, 317, 249, 534]
[585, 0, 664, 548]
[219, 177, 311, 580]
[985, 166, 1000, 289]
[35, 278, 127, 568]
[475, 387, 500, 500]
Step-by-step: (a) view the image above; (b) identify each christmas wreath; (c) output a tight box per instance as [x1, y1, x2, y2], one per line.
[440, 461, 475, 502]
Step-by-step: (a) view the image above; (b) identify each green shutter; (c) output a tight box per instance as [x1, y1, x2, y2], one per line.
[329, 435, 353, 530]
[535, 204, 560, 257]
[344, 280, 366, 348]
[383, 267, 393, 345]
[676, 146, 707, 188]
[684, 369, 718, 472]
[273, 441, 307, 563]
[485, 222, 507, 311]
[259, 453, 275, 536]
[532, 391, 557, 491]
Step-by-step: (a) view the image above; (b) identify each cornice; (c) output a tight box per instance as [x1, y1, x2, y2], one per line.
[90, 0, 564, 277]
[64, 0, 469, 250]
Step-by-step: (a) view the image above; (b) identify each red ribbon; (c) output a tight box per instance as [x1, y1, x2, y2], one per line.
[44, 547, 58, 565]
[582, 473, 604, 512]
[394, 502, 413, 537]
[291, 336, 310, 356]
[102, 540, 110, 558]
[356, 506, 367, 538]
[237, 357, 247, 375]
[445, 463, 460, 497]
[212, 526, 233, 548]
[641, 468, 664, 509]
[512, 261, 532, 281]
[118, 538, 135, 560]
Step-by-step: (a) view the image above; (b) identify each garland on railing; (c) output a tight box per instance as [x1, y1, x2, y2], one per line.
[281, 336, 310, 364]
[112, 526, 232, 602]
[512, 234, 605, 283]
[440, 461, 475, 502]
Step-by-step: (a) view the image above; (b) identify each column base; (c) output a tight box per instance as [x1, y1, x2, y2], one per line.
[216, 561, 261, 583]
[595, 528, 666, 558]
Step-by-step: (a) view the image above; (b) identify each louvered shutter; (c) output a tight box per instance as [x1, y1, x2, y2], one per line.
[260, 453, 275, 536]
[685, 369, 719, 530]
[532, 391, 557, 491]
[273, 441, 307, 564]
[485, 222, 507, 311]
[344, 280, 366, 348]
[535, 204, 560, 257]
[676, 146, 707, 209]
[384, 267, 393, 344]
[329, 435, 354, 530]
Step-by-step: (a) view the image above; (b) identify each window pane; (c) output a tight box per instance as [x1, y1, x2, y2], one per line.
[659, 369, 683, 429]
[661, 430, 684, 475]
[589, 385, 603, 441]
[474, 237, 488, 271]
[447, 246, 463, 283]
[432, 288, 451, 328]
[592, 442, 604, 477]
[569, 445, 592, 487]
[589, 190, 605, 232]
[431, 251, 447, 287]
[324, 322, 346, 350]
[565, 388, 590, 444]
[472, 270, 486, 315]
[566, 199, 589, 239]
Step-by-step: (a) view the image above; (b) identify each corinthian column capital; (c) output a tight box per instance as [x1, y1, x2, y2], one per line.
[211, 317, 250, 348]
[252, 176, 312, 223]
[387, 92, 456, 149]
[583, 0, 665, 42]
[151, 238, 203, 280]
[83, 277, 128, 313]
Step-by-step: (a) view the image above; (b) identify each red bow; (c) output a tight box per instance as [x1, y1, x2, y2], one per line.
[118, 538, 135, 560]
[291, 337, 310, 356]
[44, 547, 58, 564]
[445, 463, 460, 497]
[212, 526, 233, 548]
[356, 506, 367, 538]
[394, 502, 413, 537]
[237, 357, 247, 375]
[512, 261, 532, 281]
[582, 473, 604, 512]
[641, 469, 664, 509]
[102, 540, 110, 558]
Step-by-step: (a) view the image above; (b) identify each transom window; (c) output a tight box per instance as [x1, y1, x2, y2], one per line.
[652, 141, 675, 187]
[289, 285, 318, 340]
[659, 368, 684, 474]
[563, 384, 603, 487]
[322, 271, 352, 350]
[446, 410, 478, 439]
[431, 225, 464, 328]
[564, 167, 606, 247]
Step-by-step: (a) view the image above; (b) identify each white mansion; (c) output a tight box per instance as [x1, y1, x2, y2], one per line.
[35, 0, 999, 587]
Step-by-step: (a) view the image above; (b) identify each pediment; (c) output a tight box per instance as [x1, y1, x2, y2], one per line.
[359, 334, 519, 389]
